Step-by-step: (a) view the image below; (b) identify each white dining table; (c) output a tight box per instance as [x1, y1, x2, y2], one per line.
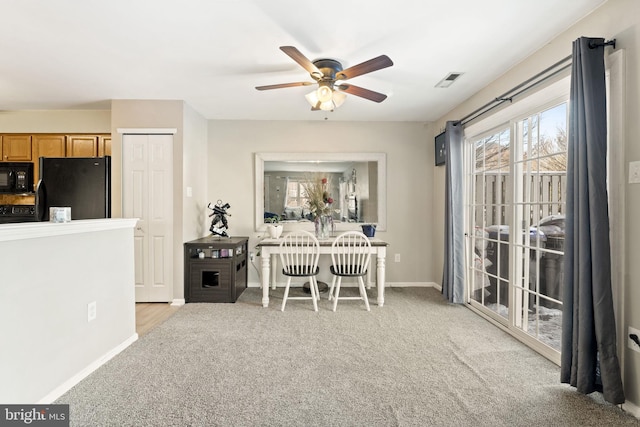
[256, 235, 389, 308]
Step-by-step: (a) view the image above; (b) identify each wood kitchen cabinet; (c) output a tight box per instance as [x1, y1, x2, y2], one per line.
[99, 135, 111, 156]
[33, 135, 66, 158]
[0, 134, 110, 159]
[1, 135, 32, 161]
[66, 135, 99, 157]
[65, 134, 111, 157]
[32, 135, 67, 184]
[0, 133, 110, 199]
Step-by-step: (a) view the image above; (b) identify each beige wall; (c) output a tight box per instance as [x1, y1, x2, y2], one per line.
[182, 103, 210, 242]
[0, 110, 110, 133]
[207, 120, 435, 287]
[110, 99, 208, 302]
[10, 106, 434, 296]
[433, 0, 640, 412]
[110, 99, 184, 218]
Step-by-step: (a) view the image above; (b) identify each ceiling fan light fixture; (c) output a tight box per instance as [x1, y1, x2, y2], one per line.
[306, 89, 347, 111]
[332, 90, 346, 108]
[319, 100, 335, 111]
[305, 90, 320, 106]
[316, 85, 333, 103]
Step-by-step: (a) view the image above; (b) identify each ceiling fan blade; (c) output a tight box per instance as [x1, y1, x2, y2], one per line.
[255, 82, 314, 90]
[338, 84, 388, 103]
[336, 55, 393, 80]
[280, 46, 322, 76]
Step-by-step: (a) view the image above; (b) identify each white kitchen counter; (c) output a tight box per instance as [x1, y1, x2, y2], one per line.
[0, 218, 138, 403]
[0, 218, 137, 241]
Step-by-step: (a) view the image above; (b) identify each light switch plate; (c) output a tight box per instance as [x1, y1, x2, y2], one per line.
[87, 301, 97, 322]
[629, 161, 640, 184]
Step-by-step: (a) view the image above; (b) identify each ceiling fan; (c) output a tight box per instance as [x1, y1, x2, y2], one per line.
[255, 46, 393, 111]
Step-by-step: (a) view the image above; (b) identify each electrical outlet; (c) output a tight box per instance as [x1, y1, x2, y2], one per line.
[87, 301, 97, 322]
[394, 253, 401, 263]
[629, 161, 640, 184]
[629, 326, 640, 353]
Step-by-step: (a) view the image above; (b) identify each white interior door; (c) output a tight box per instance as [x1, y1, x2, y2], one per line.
[122, 134, 174, 302]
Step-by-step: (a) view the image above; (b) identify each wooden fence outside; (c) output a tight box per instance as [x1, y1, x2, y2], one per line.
[473, 172, 566, 226]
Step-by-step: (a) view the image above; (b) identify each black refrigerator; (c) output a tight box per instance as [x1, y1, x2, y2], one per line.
[37, 157, 111, 221]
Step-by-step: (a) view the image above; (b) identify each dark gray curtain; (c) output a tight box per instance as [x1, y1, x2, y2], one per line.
[442, 121, 465, 303]
[560, 37, 625, 404]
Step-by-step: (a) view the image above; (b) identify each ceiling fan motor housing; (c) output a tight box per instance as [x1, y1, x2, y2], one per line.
[312, 58, 343, 82]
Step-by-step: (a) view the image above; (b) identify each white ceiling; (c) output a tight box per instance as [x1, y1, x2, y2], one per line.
[0, 0, 606, 122]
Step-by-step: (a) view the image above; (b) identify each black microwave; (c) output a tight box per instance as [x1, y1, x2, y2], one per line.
[0, 162, 34, 194]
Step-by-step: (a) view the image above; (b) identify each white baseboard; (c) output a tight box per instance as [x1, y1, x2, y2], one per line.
[38, 333, 138, 404]
[171, 298, 186, 306]
[386, 282, 440, 289]
[248, 281, 441, 289]
[429, 282, 442, 291]
[622, 400, 640, 419]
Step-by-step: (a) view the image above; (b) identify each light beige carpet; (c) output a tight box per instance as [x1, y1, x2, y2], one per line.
[57, 287, 638, 426]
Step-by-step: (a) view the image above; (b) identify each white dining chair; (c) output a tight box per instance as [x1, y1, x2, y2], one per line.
[328, 231, 371, 312]
[278, 230, 321, 311]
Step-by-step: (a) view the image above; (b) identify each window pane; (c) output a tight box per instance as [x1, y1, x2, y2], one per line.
[475, 140, 485, 171]
[539, 103, 567, 157]
[287, 181, 298, 198]
[498, 128, 511, 169]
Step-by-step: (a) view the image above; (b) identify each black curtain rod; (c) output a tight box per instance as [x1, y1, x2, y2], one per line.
[590, 39, 616, 49]
[454, 54, 571, 126]
[454, 38, 616, 127]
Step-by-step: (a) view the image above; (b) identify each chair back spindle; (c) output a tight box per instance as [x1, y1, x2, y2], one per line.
[332, 232, 371, 276]
[328, 231, 372, 311]
[278, 230, 321, 311]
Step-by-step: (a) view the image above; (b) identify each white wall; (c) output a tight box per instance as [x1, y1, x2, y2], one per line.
[0, 220, 137, 403]
[207, 120, 434, 287]
[433, 0, 640, 413]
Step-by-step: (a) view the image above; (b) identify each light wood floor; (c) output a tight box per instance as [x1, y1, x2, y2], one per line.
[135, 303, 180, 337]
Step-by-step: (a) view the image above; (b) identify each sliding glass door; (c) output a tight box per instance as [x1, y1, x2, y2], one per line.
[469, 126, 511, 316]
[467, 102, 568, 354]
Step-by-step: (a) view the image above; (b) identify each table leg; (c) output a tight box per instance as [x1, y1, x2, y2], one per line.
[377, 252, 386, 307]
[261, 253, 271, 308]
[271, 254, 278, 290]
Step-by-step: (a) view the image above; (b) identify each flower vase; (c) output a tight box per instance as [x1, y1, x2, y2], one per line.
[315, 215, 332, 239]
[267, 224, 283, 239]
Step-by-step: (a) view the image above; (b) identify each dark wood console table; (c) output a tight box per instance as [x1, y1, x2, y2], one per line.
[184, 236, 249, 303]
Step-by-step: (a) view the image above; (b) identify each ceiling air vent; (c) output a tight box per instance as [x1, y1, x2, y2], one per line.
[435, 72, 463, 88]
